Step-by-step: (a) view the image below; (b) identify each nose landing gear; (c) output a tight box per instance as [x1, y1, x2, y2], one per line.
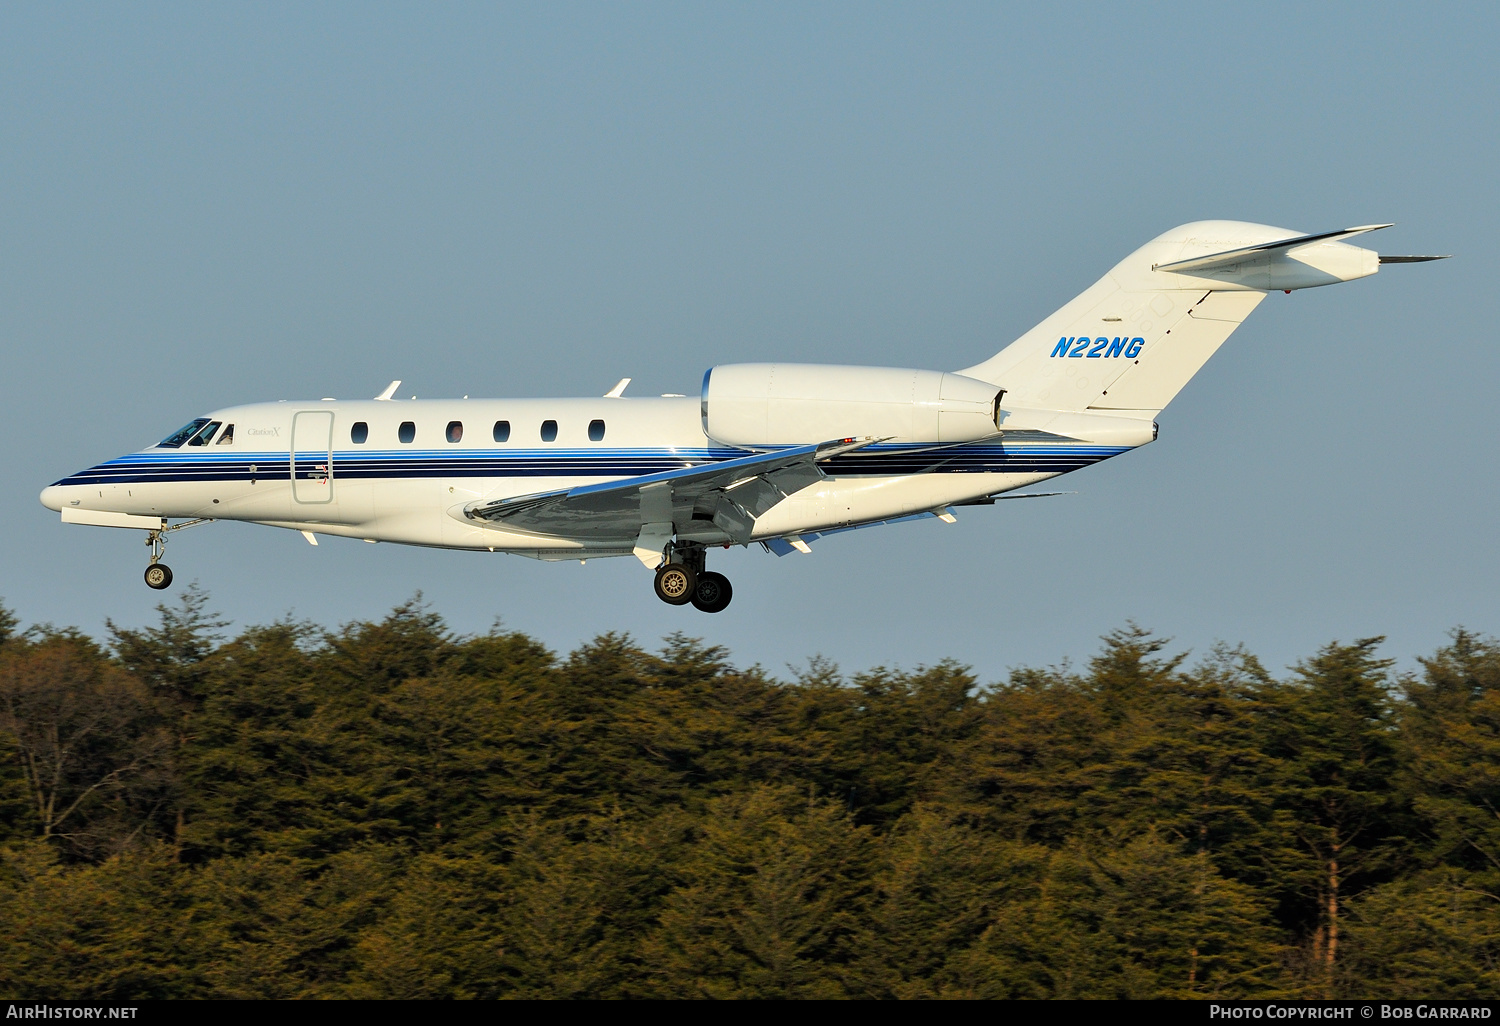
[144, 528, 172, 590]
[139, 517, 214, 591]
[652, 543, 733, 613]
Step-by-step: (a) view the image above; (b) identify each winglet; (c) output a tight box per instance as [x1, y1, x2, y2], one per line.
[374, 380, 402, 401]
[604, 378, 631, 398]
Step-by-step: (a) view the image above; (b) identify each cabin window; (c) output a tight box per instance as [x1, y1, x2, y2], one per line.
[492, 420, 510, 443]
[187, 421, 222, 446]
[588, 419, 606, 441]
[350, 422, 368, 444]
[540, 420, 558, 442]
[216, 423, 235, 445]
[398, 421, 416, 443]
[446, 421, 463, 443]
[156, 418, 210, 449]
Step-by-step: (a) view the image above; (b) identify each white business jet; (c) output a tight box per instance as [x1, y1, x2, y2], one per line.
[41, 221, 1444, 612]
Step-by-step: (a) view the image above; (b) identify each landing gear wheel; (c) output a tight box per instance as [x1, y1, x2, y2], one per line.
[691, 571, 733, 613]
[654, 563, 697, 605]
[144, 564, 173, 590]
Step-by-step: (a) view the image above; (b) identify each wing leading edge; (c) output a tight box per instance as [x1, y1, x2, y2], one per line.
[463, 436, 882, 562]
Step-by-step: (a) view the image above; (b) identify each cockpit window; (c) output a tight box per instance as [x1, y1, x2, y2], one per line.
[187, 421, 222, 446]
[157, 418, 211, 448]
[216, 423, 235, 445]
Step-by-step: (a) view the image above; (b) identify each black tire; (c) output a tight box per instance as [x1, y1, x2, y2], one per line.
[691, 571, 733, 613]
[144, 564, 173, 590]
[653, 563, 697, 605]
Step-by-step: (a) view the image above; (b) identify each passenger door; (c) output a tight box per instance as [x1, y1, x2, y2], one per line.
[291, 411, 334, 504]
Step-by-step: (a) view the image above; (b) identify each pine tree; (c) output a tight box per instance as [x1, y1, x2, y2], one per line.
[1339, 868, 1500, 998]
[1400, 629, 1500, 875]
[0, 601, 18, 647]
[644, 786, 873, 998]
[1112, 644, 1283, 882]
[347, 852, 508, 998]
[843, 807, 1047, 998]
[177, 620, 324, 859]
[943, 834, 1286, 998]
[0, 842, 194, 998]
[1262, 638, 1401, 996]
[107, 586, 228, 856]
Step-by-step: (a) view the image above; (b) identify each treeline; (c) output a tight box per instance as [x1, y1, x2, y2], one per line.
[1, 590, 1498, 999]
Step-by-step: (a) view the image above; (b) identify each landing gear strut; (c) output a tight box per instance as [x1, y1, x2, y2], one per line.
[652, 542, 733, 613]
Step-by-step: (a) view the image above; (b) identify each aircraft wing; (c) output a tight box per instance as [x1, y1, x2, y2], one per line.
[464, 437, 880, 551]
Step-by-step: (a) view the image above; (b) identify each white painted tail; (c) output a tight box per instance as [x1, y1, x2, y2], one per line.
[958, 220, 1388, 416]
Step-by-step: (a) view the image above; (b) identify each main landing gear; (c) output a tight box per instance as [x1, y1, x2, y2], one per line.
[140, 518, 214, 591]
[653, 543, 733, 613]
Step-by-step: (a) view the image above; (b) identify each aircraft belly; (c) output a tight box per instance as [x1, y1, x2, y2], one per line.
[751, 472, 1052, 537]
[420, 467, 1071, 550]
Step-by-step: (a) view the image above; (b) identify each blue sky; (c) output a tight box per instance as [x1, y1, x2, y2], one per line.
[2, 2, 1494, 679]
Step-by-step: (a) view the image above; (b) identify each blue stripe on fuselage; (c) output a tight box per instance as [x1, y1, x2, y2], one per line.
[53, 442, 1130, 487]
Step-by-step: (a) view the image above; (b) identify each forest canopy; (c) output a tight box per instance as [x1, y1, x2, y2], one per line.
[1, 590, 1498, 1000]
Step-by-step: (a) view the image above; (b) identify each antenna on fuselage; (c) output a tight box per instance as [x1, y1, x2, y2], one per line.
[374, 380, 402, 401]
[604, 378, 631, 398]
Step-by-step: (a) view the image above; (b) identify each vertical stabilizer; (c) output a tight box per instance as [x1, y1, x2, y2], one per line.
[958, 220, 1384, 415]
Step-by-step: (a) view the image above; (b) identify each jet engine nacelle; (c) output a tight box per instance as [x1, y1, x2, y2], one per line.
[701, 363, 1001, 446]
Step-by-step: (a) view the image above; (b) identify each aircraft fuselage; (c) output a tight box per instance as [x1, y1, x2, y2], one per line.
[40, 396, 1134, 559]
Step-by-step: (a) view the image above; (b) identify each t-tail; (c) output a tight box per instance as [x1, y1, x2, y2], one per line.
[958, 220, 1447, 418]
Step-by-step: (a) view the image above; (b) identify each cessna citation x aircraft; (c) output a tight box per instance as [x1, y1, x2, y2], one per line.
[42, 221, 1444, 613]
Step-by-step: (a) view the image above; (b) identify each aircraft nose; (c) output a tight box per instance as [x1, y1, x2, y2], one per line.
[39, 484, 67, 511]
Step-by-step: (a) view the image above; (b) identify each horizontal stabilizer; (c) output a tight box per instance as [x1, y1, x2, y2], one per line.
[1379, 254, 1451, 263]
[1152, 224, 1393, 274]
